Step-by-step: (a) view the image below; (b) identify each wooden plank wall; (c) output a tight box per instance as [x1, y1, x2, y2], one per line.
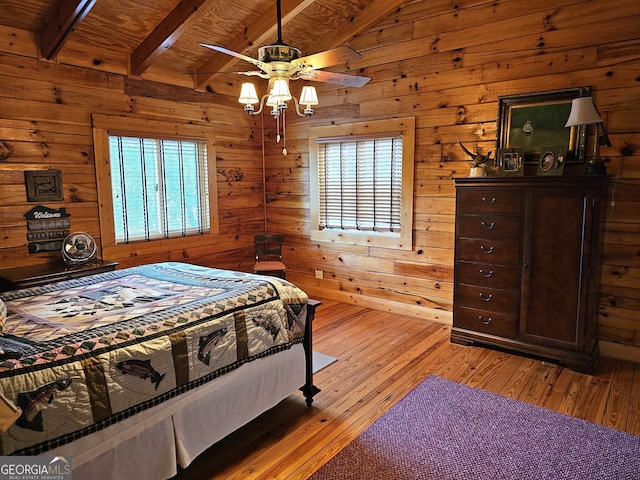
[262, 0, 640, 362]
[0, 52, 266, 270]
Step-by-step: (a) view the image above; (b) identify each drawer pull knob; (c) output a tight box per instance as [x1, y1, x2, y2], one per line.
[478, 315, 492, 325]
[480, 245, 494, 254]
[479, 269, 494, 278]
[479, 293, 493, 302]
[482, 197, 496, 205]
[481, 221, 496, 229]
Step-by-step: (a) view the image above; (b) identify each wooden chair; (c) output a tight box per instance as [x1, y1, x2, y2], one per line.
[253, 234, 286, 279]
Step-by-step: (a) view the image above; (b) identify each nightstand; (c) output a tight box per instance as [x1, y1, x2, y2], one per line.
[0, 260, 118, 292]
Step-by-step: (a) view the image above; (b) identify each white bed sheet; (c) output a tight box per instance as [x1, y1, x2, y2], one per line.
[47, 344, 306, 480]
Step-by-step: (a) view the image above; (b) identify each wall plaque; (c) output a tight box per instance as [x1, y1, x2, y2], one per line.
[25, 169, 63, 202]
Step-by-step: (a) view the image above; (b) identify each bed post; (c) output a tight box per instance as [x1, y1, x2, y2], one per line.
[300, 299, 321, 406]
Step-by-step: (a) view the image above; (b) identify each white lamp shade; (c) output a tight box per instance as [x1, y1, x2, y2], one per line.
[238, 82, 259, 105]
[269, 77, 292, 102]
[266, 94, 279, 107]
[565, 96, 602, 127]
[300, 85, 319, 106]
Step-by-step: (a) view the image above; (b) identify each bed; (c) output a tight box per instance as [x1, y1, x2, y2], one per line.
[0, 261, 320, 479]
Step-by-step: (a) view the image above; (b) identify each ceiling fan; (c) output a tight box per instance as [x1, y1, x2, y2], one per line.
[200, 0, 370, 88]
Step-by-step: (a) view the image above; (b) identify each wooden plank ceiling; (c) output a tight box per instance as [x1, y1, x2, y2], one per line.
[1, 0, 410, 93]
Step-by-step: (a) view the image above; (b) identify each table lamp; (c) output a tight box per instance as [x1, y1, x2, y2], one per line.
[565, 96, 607, 175]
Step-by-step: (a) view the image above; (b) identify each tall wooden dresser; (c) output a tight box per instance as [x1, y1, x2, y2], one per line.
[451, 176, 607, 373]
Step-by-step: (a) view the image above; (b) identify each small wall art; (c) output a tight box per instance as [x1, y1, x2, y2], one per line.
[25, 169, 63, 202]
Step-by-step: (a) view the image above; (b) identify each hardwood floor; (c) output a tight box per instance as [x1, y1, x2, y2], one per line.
[173, 298, 640, 479]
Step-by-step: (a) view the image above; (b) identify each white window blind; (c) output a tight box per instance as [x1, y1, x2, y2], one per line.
[317, 136, 403, 232]
[108, 136, 209, 243]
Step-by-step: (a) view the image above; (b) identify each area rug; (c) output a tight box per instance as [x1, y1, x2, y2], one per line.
[310, 375, 640, 480]
[313, 351, 337, 373]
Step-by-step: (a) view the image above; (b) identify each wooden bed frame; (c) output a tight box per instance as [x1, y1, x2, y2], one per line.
[301, 298, 322, 405]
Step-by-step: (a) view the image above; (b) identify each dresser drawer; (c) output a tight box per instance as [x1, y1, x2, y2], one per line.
[457, 261, 519, 290]
[457, 214, 521, 240]
[457, 238, 520, 265]
[457, 189, 522, 214]
[457, 284, 519, 314]
[454, 306, 517, 339]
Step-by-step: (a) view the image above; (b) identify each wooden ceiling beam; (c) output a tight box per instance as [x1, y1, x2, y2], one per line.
[130, 0, 216, 77]
[39, 0, 97, 60]
[194, 0, 316, 90]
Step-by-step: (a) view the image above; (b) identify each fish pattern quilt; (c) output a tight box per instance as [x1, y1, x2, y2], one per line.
[0, 262, 308, 456]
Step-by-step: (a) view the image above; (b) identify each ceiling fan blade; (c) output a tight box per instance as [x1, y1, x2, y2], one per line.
[293, 45, 362, 71]
[201, 44, 270, 72]
[304, 70, 371, 87]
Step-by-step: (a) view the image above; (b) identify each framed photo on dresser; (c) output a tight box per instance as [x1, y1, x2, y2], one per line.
[536, 147, 566, 176]
[496, 147, 524, 176]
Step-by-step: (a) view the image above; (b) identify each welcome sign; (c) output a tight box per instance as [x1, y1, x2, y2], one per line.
[24, 206, 71, 254]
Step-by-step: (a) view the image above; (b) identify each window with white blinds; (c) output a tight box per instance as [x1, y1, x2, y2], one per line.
[309, 117, 415, 250]
[317, 136, 402, 232]
[108, 136, 209, 243]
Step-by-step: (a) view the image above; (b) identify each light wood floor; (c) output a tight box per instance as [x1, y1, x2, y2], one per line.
[173, 298, 640, 480]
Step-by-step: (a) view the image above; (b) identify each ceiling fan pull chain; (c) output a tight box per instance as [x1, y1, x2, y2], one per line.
[282, 106, 288, 156]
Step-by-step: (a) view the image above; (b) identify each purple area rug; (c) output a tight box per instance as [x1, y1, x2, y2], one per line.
[310, 376, 640, 480]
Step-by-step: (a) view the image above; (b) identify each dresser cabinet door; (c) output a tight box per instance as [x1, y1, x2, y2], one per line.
[519, 189, 595, 351]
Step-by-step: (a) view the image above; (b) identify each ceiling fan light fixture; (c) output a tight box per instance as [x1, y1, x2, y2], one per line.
[201, 0, 369, 155]
[238, 82, 259, 114]
[300, 86, 319, 106]
[266, 94, 285, 116]
[269, 77, 292, 103]
[238, 82, 259, 104]
[300, 85, 319, 116]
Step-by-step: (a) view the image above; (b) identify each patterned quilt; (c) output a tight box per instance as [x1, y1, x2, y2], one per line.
[0, 262, 308, 456]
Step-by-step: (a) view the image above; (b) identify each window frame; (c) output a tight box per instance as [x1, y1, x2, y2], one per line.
[92, 114, 219, 260]
[309, 117, 415, 250]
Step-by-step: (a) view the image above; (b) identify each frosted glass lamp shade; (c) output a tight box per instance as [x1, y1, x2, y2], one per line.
[565, 97, 602, 127]
[238, 82, 259, 105]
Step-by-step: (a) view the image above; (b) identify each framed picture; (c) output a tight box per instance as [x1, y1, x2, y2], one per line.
[536, 147, 566, 176]
[496, 87, 591, 164]
[496, 147, 524, 176]
[25, 169, 63, 202]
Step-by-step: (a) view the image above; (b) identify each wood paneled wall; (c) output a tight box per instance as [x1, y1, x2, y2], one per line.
[0, 54, 266, 271]
[0, 0, 639, 363]
[262, 0, 640, 363]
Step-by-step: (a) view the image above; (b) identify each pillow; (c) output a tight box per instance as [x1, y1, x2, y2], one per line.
[0, 298, 5, 335]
